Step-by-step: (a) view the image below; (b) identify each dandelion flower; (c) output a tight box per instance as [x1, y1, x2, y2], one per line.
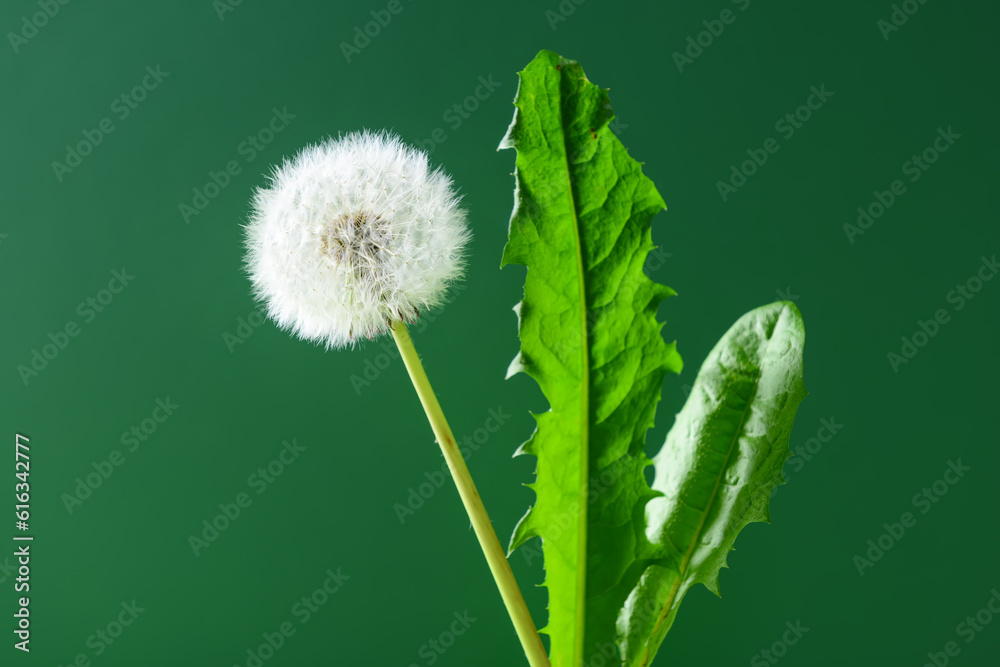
[241, 130, 548, 667]
[244, 130, 470, 349]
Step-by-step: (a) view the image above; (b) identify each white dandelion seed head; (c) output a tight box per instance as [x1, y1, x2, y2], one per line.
[244, 130, 470, 349]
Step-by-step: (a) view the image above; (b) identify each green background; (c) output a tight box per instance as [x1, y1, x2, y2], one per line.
[2, 0, 998, 665]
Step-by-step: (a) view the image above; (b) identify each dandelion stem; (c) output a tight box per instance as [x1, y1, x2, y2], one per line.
[390, 320, 550, 667]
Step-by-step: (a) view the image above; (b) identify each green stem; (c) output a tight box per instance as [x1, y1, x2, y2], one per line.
[390, 320, 550, 667]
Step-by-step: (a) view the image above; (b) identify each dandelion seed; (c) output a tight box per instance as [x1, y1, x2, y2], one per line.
[244, 130, 470, 349]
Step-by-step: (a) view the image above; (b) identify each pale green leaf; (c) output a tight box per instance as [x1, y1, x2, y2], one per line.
[619, 301, 807, 666]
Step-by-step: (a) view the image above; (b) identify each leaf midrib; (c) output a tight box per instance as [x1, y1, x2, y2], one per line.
[639, 370, 762, 667]
[557, 62, 590, 666]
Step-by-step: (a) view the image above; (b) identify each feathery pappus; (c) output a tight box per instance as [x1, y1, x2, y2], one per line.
[244, 131, 470, 349]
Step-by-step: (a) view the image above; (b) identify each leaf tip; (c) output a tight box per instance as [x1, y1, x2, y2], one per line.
[506, 351, 527, 379]
[509, 507, 539, 554]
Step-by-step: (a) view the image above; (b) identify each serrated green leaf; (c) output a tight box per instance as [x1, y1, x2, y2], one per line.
[618, 301, 807, 666]
[499, 49, 682, 667]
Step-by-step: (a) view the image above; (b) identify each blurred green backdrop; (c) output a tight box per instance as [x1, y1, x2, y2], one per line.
[2, 0, 998, 665]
